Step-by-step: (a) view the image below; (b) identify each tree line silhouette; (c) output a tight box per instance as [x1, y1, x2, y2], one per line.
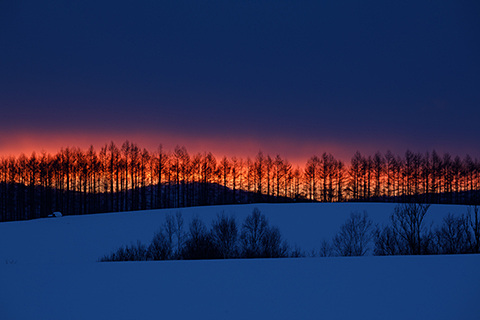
[100, 208, 290, 262]
[0, 141, 479, 222]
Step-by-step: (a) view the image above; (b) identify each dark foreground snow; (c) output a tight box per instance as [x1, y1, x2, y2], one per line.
[1, 256, 479, 320]
[0, 203, 478, 319]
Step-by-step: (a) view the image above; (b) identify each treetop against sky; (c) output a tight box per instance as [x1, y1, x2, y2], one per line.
[1, 141, 479, 222]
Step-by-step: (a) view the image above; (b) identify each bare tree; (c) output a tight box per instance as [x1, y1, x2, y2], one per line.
[240, 207, 268, 257]
[255, 151, 264, 198]
[467, 205, 480, 253]
[240, 207, 287, 258]
[349, 152, 362, 200]
[372, 152, 384, 198]
[391, 203, 432, 255]
[219, 156, 230, 204]
[262, 226, 288, 258]
[373, 225, 400, 256]
[319, 239, 333, 257]
[332, 212, 373, 256]
[182, 216, 218, 260]
[304, 156, 319, 201]
[211, 213, 238, 259]
[148, 228, 172, 260]
[164, 212, 185, 258]
[231, 157, 239, 203]
[435, 213, 470, 254]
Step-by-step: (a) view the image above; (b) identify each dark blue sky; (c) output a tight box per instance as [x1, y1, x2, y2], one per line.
[1, 0, 479, 162]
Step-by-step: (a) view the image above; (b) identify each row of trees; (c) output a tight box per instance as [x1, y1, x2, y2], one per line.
[1, 141, 479, 221]
[100, 208, 289, 261]
[304, 150, 480, 203]
[319, 204, 480, 257]
[101, 204, 480, 262]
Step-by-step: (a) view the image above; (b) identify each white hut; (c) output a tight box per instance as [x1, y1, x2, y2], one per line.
[48, 211, 63, 218]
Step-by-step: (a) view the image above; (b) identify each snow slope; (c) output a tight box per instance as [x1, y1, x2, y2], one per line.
[1, 256, 479, 320]
[0, 203, 479, 320]
[0, 203, 469, 263]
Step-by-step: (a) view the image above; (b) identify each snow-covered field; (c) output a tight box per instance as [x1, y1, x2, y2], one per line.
[0, 203, 471, 263]
[1, 203, 479, 319]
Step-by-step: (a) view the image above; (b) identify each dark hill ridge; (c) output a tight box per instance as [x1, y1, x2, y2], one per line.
[1, 180, 479, 222]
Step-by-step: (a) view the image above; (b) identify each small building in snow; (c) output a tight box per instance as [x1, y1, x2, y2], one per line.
[48, 212, 63, 218]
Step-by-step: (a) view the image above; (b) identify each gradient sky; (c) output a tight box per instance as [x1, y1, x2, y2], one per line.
[1, 0, 479, 163]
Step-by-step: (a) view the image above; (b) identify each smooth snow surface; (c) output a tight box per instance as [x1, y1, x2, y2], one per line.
[0, 203, 469, 263]
[2, 256, 479, 320]
[1, 203, 479, 320]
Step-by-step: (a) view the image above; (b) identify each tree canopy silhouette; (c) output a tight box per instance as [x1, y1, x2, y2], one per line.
[0, 142, 479, 221]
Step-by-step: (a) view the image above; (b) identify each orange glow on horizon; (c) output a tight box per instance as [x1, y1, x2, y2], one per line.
[0, 131, 363, 167]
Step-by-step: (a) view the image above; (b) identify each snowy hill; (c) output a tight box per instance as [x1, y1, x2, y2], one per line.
[0, 203, 470, 263]
[1, 203, 479, 320]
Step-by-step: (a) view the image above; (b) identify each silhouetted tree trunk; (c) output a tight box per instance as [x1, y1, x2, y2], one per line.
[373, 152, 384, 199]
